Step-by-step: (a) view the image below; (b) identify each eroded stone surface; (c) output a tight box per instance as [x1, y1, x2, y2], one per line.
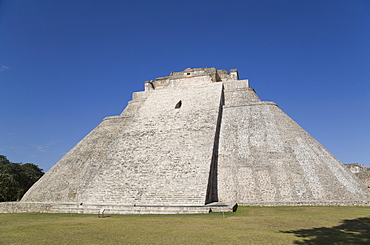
[19, 68, 370, 212]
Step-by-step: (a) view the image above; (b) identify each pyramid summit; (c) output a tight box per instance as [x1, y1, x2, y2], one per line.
[2, 68, 370, 214]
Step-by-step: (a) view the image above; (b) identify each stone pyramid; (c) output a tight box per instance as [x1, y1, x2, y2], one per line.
[20, 68, 370, 209]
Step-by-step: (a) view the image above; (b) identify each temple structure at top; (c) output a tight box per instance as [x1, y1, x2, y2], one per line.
[145, 68, 242, 90]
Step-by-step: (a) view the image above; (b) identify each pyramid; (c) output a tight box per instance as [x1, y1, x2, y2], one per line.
[7, 68, 370, 213]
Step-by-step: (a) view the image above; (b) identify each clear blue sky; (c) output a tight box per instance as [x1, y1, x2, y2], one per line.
[1, 0, 370, 171]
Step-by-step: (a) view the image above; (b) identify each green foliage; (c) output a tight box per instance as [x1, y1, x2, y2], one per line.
[0, 155, 44, 202]
[0, 155, 10, 165]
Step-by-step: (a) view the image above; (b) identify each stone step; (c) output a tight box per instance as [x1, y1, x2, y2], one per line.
[47, 202, 237, 214]
[0, 202, 237, 215]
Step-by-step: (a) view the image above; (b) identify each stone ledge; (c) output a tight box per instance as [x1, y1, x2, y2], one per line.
[223, 101, 277, 108]
[239, 199, 370, 206]
[0, 202, 237, 215]
[223, 87, 254, 93]
[103, 115, 132, 121]
[205, 202, 238, 212]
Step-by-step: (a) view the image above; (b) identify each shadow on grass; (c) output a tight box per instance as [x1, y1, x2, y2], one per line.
[281, 217, 370, 244]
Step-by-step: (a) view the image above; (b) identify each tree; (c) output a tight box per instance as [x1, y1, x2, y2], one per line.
[0, 155, 10, 165]
[0, 155, 44, 202]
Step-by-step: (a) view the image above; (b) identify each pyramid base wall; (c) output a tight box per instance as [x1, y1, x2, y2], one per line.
[239, 199, 370, 206]
[1, 200, 369, 215]
[0, 202, 237, 214]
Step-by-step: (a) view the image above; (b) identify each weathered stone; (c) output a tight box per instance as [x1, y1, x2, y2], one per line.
[3, 68, 369, 214]
[345, 163, 370, 189]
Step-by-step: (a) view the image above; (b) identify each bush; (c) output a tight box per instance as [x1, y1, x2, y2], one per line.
[0, 155, 44, 202]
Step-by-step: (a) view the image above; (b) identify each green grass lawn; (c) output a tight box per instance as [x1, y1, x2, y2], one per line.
[0, 206, 369, 244]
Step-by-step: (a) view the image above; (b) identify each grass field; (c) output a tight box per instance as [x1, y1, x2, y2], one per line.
[0, 206, 369, 244]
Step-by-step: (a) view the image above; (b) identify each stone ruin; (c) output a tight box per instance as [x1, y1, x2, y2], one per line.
[1, 68, 369, 214]
[345, 163, 370, 189]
